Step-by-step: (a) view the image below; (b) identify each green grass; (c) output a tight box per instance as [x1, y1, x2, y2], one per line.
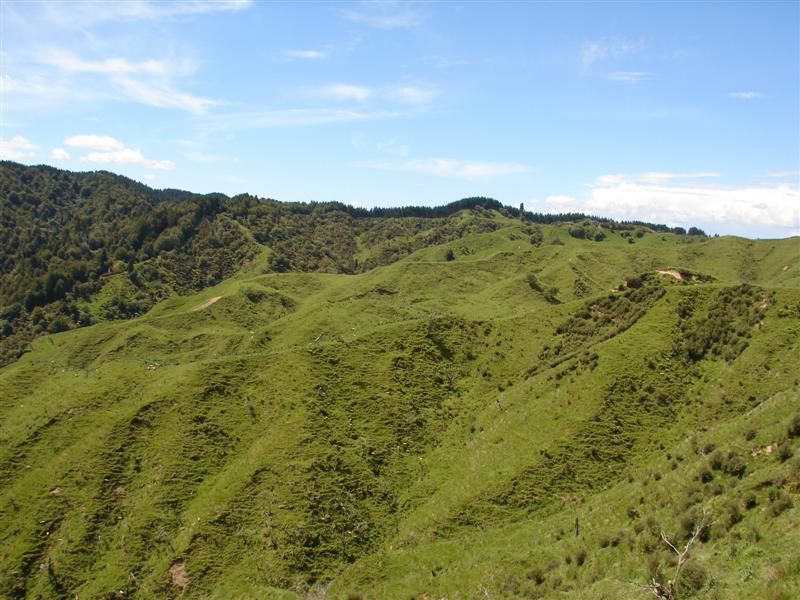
[1, 218, 799, 599]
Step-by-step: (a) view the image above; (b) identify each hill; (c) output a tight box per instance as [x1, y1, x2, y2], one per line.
[0, 163, 799, 599]
[0, 161, 695, 367]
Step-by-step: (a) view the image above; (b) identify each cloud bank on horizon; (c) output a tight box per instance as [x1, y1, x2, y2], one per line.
[1, 0, 798, 238]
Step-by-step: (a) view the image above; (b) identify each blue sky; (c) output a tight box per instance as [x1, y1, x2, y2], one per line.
[1, 0, 798, 238]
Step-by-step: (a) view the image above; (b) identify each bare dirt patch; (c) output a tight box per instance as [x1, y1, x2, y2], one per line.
[656, 269, 684, 281]
[192, 296, 222, 311]
[169, 559, 189, 589]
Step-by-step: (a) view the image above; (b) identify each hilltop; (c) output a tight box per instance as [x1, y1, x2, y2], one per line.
[0, 161, 697, 367]
[0, 163, 799, 599]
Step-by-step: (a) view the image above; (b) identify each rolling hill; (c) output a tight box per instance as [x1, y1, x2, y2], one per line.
[1, 163, 798, 599]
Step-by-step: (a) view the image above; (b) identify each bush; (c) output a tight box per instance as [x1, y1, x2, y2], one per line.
[777, 442, 794, 463]
[726, 501, 743, 528]
[788, 413, 800, 438]
[543, 286, 560, 304]
[47, 317, 70, 334]
[568, 226, 587, 239]
[768, 490, 792, 517]
[674, 561, 708, 597]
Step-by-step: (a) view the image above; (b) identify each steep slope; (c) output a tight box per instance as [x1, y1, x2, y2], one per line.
[1, 215, 798, 599]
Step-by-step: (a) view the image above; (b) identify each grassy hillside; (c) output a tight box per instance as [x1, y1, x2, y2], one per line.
[0, 161, 697, 367]
[1, 174, 799, 598]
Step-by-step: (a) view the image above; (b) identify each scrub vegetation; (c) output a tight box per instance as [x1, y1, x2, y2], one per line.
[1, 162, 799, 599]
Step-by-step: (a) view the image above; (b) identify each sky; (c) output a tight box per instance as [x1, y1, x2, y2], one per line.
[1, 0, 798, 238]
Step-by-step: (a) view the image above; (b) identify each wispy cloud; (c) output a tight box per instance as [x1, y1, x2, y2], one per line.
[363, 157, 529, 179]
[0, 136, 39, 161]
[765, 170, 800, 178]
[42, 0, 252, 27]
[30, 48, 218, 113]
[729, 90, 762, 99]
[202, 108, 396, 130]
[606, 71, 650, 82]
[318, 83, 373, 102]
[0, 74, 50, 95]
[581, 37, 643, 67]
[342, 3, 426, 29]
[595, 171, 721, 185]
[40, 49, 183, 76]
[310, 82, 437, 105]
[66, 134, 174, 170]
[548, 173, 799, 229]
[50, 148, 71, 160]
[388, 84, 437, 104]
[285, 49, 327, 60]
[113, 76, 218, 113]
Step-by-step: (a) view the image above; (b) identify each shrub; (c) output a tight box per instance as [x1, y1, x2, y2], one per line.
[697, 467, 713, 483]
[726, 501, 743, 528]
[788, 413, 800, 438]
[527, 272, 542, 291]
[767, 490, 792, 517]
[674, 561, 708, 597]
[569, 226, 587, 239]
[527, 567, 546, 585]
[47, 317, 70, 334]
[777, 442, 794, 463]
[575, 547, 587, 566]
[543, 286, 560, 304]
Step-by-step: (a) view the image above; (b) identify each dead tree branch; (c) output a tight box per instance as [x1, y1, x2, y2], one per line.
[640, 507, 710, 600]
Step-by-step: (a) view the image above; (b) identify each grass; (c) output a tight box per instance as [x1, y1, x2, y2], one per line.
[1, 215, 799, 599]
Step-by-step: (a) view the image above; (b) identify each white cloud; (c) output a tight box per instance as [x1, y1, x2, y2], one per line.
[203, 108, 392, 130]
[40, 49, 180, 76]
[65, 134, 124, 150]
[28, 48, 217, 114]
[0, 136, 39, 161]
[729, 91, 762, 99]
[50, 148, 71, 160]
[765, 170, 800, 178]
[65, 134, 173, 170]
[581, 38, 643, 67]
[364, 158, 529, 179]
[593, 172, 720, 185]
[285, 49, 327, 60]
[43, 0, 251, 26]
[342, 5, 425, 29]
[607, 71, 650, 82]
[113, 75, 218, 113]
[637, 171, 720, 184]
[389, 84, 437, 104]
[0, 74, 50, 95]
[318, 83, 373, 102]
[81, 148, 174, 170]
[546, 175, 799, 229]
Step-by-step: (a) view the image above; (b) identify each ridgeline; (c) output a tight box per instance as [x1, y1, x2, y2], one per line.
[0, 162, 798, 599]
